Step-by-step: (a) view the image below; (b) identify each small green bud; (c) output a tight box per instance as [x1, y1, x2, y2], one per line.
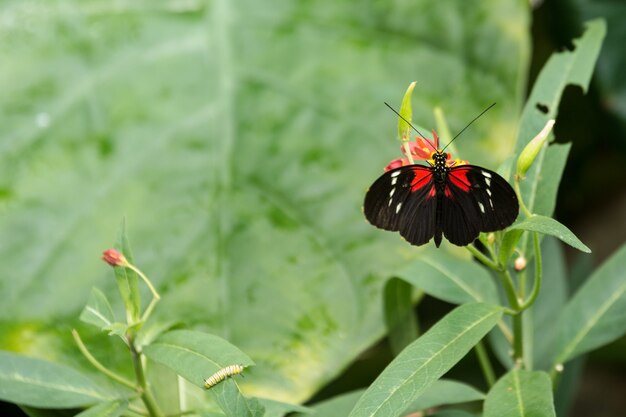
[516, 119, 555, 176]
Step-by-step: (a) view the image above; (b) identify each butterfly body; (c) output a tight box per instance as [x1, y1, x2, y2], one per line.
[364, 150, 518, 247]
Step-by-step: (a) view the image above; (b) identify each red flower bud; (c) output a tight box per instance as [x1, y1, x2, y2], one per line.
[101, 249, 128, 267]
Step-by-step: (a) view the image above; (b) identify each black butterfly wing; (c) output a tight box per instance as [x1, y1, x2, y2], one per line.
[443, 165, 519, 244]
[363, 165, 437, 246]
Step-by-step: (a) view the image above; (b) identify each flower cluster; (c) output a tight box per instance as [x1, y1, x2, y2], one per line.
[384, 130, 468, 171]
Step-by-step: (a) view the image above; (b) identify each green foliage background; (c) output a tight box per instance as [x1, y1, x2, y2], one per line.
[0, 0, 531, 404]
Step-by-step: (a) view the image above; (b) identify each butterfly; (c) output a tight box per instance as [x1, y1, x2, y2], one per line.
[363, 107, 519, 247]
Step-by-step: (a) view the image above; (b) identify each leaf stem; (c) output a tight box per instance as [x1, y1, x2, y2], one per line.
[72, 329, 136, 389]
[496, 268, 524, 362]
[126, 264, 161, 323]
[465, 244, 499, 271]
[514, 178, 533, 218]
[474, 340, 496, 388]
[519, 232, 542, 311]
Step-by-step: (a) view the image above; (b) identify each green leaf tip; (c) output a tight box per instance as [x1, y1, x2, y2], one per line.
[512, 215, 591, 253]
[398, 81, 417, 142]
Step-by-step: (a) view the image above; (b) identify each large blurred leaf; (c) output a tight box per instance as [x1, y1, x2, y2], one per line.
[551, 243, 626, 366]
[0, 351, 112, 408]
[0, 0, 529, 403]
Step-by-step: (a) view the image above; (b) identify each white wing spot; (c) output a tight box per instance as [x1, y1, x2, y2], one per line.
[391, 177, 397, 186]
[478, 202, 485, 213]
[391, 171, 401, 177]
[486, 189, 492, 197]
[485, 178, 491, 187]
[482, 171, 492, 178]
[395, 202, 402, 214]
[389, 188, 396, 197]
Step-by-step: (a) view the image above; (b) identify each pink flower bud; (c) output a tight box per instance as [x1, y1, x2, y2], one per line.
[101, 249, 128, 267]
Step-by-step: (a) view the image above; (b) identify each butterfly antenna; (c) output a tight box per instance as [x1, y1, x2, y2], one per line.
[442, 102, 496, 152]
[384, 102, 437, 152]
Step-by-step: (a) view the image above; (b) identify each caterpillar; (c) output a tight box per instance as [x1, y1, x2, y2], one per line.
[203, 364, 244, 389]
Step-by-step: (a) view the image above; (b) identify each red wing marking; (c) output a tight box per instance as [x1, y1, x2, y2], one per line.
[448, 167, 471, 192]
[410, 167, 433, 192]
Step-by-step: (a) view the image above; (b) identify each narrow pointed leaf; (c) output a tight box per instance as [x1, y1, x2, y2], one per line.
[79, 288, 116, 330]
[484, 370, 555, 417]
[512, 215, 590, 253]
[398, 81, 417, 142]
[348, 303, 502, 417]
[112, 220, 140, 323]
[0, 351, 110, 407]
[552, 243, 626, 365]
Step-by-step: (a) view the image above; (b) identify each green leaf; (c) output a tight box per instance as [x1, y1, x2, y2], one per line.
[551, 243, 626, 366]
[142, 329, 254, 387]
[398, 81, 417, 142]
[499, 229, 524, 266]
[404, 379, 484, 413]
[483, 370, 555, 417]
[79, 288, 116, 330]
[523, 143, 571, 218]
[75, 400, 127, 417]
[20, 407, 77, 417]
[113, 220, 141, 323]
[0, 350, 111, 407]
[429, 411, 476, 417]
[528, 238, 568, 370]
[511, 215, 590, 253]
[348, 303, 502, 417]
[211, 381, 265, 417]
[513, 19, 605, 256]
[256, 397, 311, 417]
[298, 390, 364, 417]
[395, 250, 498, 305]
[514, 19, 606, 156]
[0, 1, 529, 403]
[384, 278, 419, 355]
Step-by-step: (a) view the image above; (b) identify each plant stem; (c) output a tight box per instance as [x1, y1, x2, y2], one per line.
[474, 340, 496, 388]
[514, 179, 532, 218]
[129, 335, 164, 417]
[72, 329, 136, 389]
[465, 244, 499, 270]
[497, 268, 524, 362]
[126, 263, 161, 323]
[519, 232, 542, 311]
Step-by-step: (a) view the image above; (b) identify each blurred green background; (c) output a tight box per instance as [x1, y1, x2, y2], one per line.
[0, 0, 624, 416]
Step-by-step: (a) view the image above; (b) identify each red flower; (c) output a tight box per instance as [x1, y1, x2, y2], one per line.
[384, 158, 410, 172]
[101, 249, 128, 267]
[385, 130, 468, 170]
